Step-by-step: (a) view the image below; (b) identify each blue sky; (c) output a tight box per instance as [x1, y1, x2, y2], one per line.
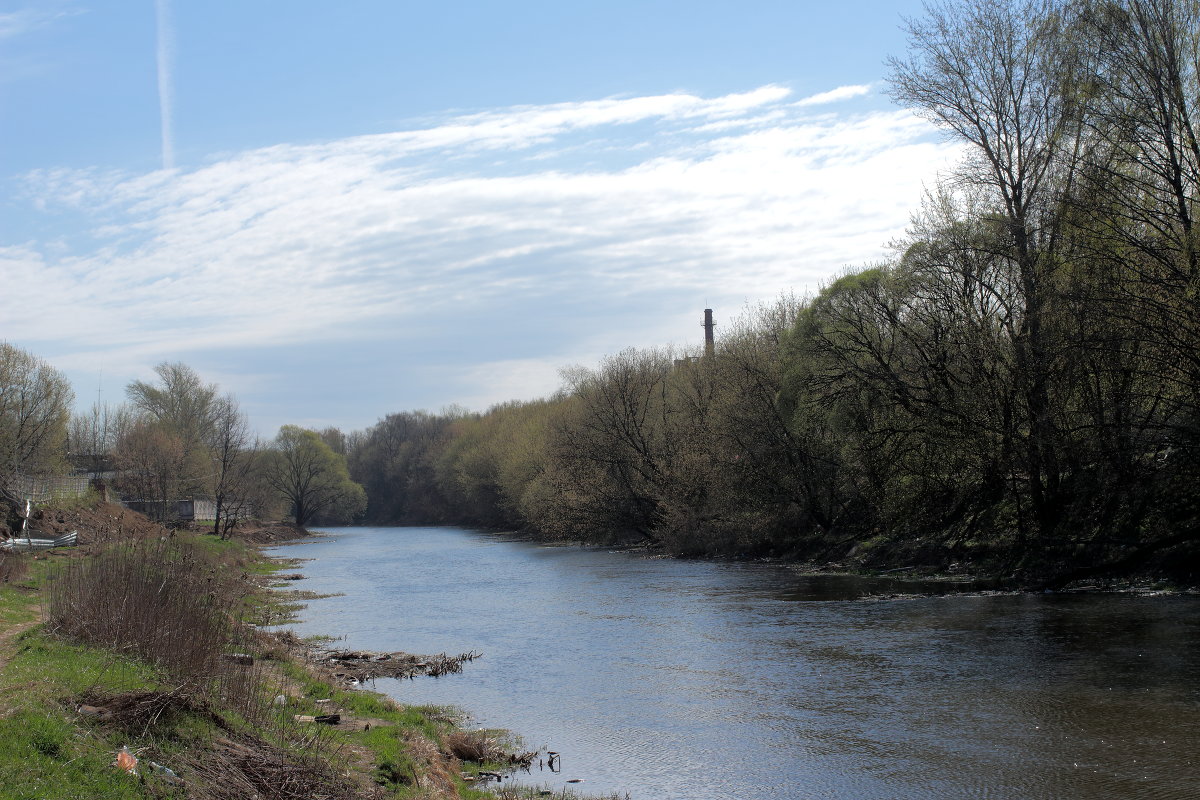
[1, 1, 959, 435]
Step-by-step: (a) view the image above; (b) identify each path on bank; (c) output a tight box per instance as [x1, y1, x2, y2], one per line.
[0, 612, 40, 672]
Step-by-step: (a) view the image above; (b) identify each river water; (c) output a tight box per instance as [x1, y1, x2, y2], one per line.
[267, 526, 1199, 800]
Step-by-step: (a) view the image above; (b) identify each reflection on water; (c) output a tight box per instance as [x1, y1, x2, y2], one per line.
[268, 527, 1200, 800]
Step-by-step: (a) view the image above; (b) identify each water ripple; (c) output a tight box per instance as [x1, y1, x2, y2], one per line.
[270, 527, 1200, 800]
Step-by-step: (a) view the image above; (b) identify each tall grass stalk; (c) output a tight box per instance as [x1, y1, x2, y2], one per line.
[0, 550, 28, 584]
[44, 539, 236, 694]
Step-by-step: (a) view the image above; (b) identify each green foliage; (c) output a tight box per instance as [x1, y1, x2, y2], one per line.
[334, 0, 1200, 585]
[347, 411, 455, 523]
[267, 425, 366, 526]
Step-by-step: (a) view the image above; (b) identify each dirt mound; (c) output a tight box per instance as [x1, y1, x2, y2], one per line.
[15, 495, 313, 548]
[231, 521, 313, 544]
[27, 501, 168, 546]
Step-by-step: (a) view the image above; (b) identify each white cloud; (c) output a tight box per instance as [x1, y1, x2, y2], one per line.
[449, 357, 571, 411]
[13, 86, 960, 417]
[0, 6, 82, 40]
[0, 9, 50, 39]
[796, 84, 872, 106]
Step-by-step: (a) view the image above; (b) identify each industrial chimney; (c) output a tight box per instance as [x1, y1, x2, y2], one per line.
[703, 308, 716, 357]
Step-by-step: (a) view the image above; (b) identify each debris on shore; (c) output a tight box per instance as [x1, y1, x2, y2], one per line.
[313, 647, 483, 683]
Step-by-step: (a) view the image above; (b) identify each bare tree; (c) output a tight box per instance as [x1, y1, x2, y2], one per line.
[114, 419, 186, 522]
[207, 394, 257, 538]
[0, 342, 74, 481]
[888, 0, 1088, 538]
[1077, 0, 1200, 443]
[68, 401, 132, 478]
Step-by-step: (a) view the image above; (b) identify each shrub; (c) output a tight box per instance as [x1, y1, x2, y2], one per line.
[44, 539, 236, 692]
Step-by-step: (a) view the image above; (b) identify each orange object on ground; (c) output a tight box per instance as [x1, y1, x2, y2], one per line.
[116, 746, 138, 774]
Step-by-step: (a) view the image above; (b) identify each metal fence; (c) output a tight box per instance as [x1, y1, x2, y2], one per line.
[190, 499, 254, 522]
[3, 473, 254, 523]
[6, 473, 91, 503]
[121, 498, 255, 522]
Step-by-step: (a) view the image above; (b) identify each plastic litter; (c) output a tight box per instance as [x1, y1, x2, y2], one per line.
[149, 761, 183, 784]
[115, 746, 138, 774]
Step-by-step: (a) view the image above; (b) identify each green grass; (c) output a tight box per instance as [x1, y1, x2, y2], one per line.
[0, 708, 150, 800]
[175, 529, 252, 564]
[271, 659, 534, 799]
[0, 584, 38, 629]
[0, 629, 191, 800]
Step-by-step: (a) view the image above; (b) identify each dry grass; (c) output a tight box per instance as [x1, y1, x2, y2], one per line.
[399, 730, 461, 798]
[0, 550, 28, 584]
[41, 535, 274, 726]
[75, 687, 220, 737]
[174, 734, 370, 800]
[445, 730, 510, 763]
[445, 729, 538, 771]
[45, 539, 235, 691]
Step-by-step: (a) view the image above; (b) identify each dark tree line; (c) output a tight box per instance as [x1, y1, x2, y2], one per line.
[342, 0, 1200, 584]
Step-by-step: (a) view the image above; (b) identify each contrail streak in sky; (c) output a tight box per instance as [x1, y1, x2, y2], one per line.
[155, 0, 174, 169]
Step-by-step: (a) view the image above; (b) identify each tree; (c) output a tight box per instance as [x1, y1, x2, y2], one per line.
[346, 412, 453, 523]
[1076, 0, 1200, 458]
[888, 0, 1087, 539]
[69, 401, 131, 478]
[113, 419, 187, 522]
[710, 295, 846, 550]
[0, 342, 73, 480]
[125, 362, 219, 497]
[206, 395, 258, 538]
[267, 425, 365, 526]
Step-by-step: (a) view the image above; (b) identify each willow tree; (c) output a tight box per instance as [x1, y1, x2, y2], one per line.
[267, 425, 365, 526]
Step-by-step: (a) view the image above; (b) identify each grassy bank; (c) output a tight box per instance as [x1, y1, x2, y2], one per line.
[0, 501, 626, 800]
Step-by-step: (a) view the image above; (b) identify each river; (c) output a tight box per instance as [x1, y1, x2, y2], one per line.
[267, 526, 1199, 800]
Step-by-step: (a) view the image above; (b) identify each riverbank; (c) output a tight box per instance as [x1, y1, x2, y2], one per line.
[421, 525, 1200, 597]
[0, 500, 626, 800]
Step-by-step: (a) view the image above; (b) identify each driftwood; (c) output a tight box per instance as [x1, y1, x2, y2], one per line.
[313, 648, 482, 684]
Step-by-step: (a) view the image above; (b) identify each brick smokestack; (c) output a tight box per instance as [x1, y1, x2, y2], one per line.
[703, 308, 715, 357]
